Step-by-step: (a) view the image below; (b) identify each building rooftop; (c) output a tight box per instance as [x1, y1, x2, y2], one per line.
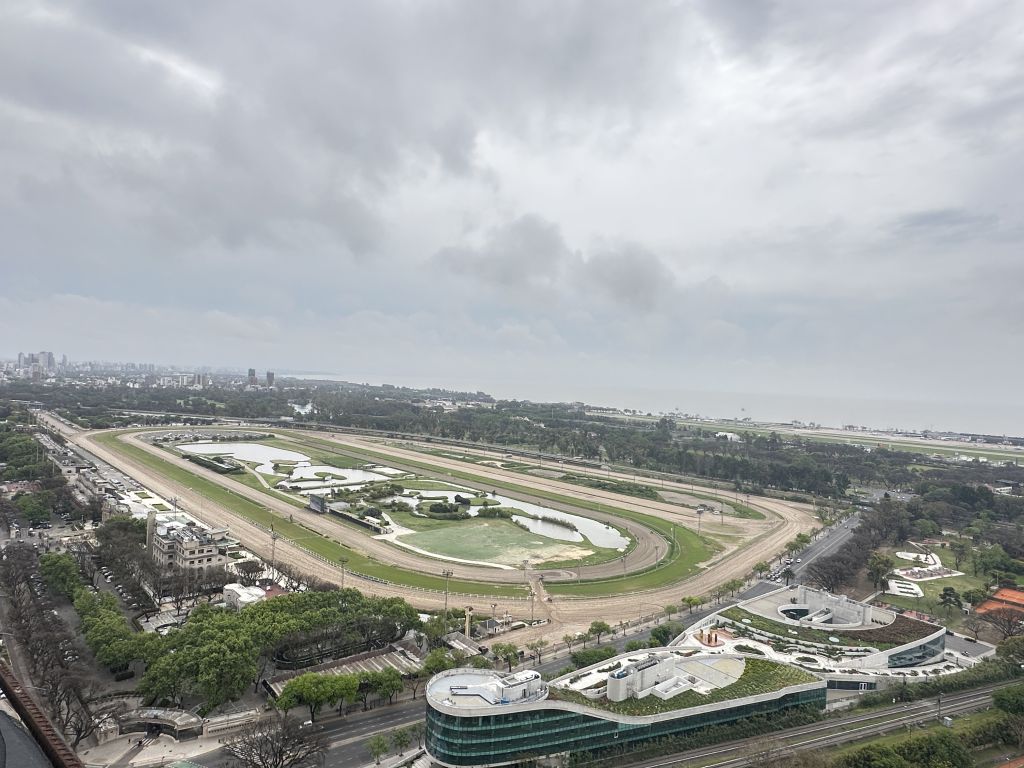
[548, 651, 820, 717]
[426, 669, 547, 709]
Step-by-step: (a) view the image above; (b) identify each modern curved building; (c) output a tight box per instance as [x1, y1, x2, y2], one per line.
[425, 651, 826, 767]
[694, 585, 946, 671]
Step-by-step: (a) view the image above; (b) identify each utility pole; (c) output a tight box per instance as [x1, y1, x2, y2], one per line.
[270, 526, 279, 574]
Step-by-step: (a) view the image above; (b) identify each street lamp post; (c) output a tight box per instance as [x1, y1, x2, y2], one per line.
[442, 569, 453, 630]
[529, 590, 536, 623]
[339, 557, 349, 589]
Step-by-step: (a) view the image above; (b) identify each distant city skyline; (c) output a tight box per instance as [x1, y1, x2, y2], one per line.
[2, 348, 1021, 436]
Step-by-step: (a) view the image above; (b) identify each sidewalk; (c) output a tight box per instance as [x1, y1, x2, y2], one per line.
[79, 732, 226, 768]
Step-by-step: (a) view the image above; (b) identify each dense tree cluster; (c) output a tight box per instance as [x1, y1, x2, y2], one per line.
[0, 427, 50, 480]
[0, 543, 111, 746]
[275, 668, 403, 720]
[133, 589, 420, 707]
[10, 383, 1022, 497]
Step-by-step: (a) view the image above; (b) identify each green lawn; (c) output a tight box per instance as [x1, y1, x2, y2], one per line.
[551, 658, 818, 715]
[400, 479, 476, 492]
[93, 432, 525, 597]
[399, 518, 603, 567]
[880, 543, 986, 629]
[287, 434, 718, 597]
[719, 606, 937, 650]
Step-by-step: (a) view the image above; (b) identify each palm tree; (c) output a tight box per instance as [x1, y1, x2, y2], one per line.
[782, 567, 795, 586]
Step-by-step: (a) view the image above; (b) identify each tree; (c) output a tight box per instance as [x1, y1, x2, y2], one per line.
[39, 553, 81, 599]
[365, 733, 390, 765]
[782, 567, 796, 586]
[663, 604, 677, 620]
[491, 642, 519, 672]
[832, 744, 910, 768]
[949, 541, 969, 569]
[938, 586, 962, 617]
[650, 621, 683, 647]
[992, 686, 1024, 752]
[390, 727, 411, 756]
[234, 560, 266, 587]
[562, 633, 575, 651]
[422, 648, 456, 677]
[754, 561, 770, 579]
[276, 673, 339, 722]
[962, 615, 984, 640]
[982, 607, 1024, 640]
[466, 654, 492, 669]
[408, 721, 425, 749]
[526, 639, 549, 663]
[866, 553, 895, 591]
[369, 669, 404, 705]
[589, 621, 612, 644]
[997, 635, 1024, 666]
[571, 647, 617, 669]
[580, 631, 593, 648]
[223, 716, 326, 768]
[725, 578, 745, 596]
[806, 557, 848, 593]
[961, 588, 989, 608]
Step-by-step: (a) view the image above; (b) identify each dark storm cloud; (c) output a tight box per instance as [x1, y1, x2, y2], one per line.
[3, 0, 1024, 428]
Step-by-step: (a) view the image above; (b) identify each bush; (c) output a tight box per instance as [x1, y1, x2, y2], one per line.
[571, 647, 618, 669]
[858, 659, 1020, 706]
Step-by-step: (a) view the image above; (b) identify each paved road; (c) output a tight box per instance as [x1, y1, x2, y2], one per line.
[191, 700, 427, 768]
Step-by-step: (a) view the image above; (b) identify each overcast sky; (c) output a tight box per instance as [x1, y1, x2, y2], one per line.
[2, 1, 1023, 431]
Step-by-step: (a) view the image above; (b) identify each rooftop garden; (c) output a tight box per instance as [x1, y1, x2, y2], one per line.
[719, 607, 939, 651]
[549, 658, 818, 717]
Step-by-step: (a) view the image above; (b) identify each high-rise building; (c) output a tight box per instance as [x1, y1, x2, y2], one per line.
[248, 368, 257, 386]
[266, 371, 275, 388]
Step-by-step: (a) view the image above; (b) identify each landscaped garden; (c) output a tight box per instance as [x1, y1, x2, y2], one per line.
[550, 658, 818, 716]
[719, 607, 938, 650]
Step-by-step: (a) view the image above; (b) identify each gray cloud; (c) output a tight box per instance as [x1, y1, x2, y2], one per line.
[3, 0, 1024, 431]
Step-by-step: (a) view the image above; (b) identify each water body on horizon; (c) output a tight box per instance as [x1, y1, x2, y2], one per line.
[281, 372, 1024, 437]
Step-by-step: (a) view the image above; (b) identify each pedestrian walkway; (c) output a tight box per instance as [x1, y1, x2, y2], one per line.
[80, 732, 226, 768]
[359, 746, 426, 768]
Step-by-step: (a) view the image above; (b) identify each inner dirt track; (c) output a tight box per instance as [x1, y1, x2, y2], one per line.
[69, 421, 818, 641]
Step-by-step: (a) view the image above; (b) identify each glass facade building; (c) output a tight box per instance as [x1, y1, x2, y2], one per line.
[887, 634, 946, 668]
[426, 687, 826, 767]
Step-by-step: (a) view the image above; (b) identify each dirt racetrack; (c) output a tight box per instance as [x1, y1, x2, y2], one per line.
[68, 422, 818, 644]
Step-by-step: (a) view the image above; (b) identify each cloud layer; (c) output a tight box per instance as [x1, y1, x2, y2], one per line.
[3, 0, 1024, 430]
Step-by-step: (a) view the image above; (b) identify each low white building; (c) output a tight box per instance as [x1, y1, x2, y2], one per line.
[223, 583, 268, 610]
